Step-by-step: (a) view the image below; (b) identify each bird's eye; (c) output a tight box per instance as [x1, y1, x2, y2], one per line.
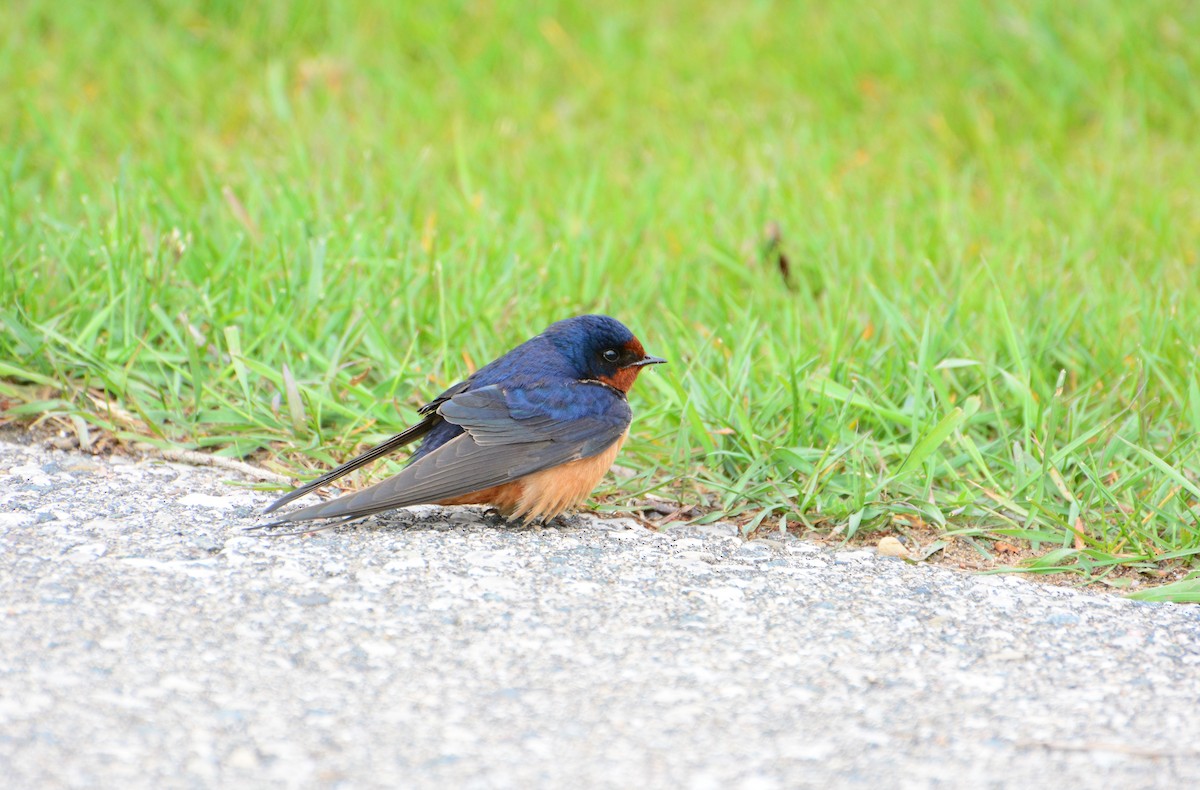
[602, 349, 620, 362]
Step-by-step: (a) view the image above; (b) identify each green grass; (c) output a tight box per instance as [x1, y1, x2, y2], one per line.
[3, 0, 1200, 597]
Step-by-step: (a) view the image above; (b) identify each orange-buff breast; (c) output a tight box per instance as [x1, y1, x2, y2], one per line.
[437, 430, 628, 522]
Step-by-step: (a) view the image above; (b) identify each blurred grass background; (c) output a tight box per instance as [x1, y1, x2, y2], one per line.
[2, 0, 1200, 595]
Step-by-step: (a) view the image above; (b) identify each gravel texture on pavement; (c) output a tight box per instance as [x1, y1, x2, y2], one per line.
[2, 436, 1199, 789]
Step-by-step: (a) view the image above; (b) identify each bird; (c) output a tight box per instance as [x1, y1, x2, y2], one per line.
[253, 314, 665, 534]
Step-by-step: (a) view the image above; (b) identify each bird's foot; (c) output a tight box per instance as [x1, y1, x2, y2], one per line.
[480, 507, 513, 527]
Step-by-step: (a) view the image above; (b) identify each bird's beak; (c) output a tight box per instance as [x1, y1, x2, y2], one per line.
[630, 355, 667, 367]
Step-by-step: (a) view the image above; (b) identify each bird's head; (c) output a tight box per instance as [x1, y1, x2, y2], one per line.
[544, 314, 666, 393]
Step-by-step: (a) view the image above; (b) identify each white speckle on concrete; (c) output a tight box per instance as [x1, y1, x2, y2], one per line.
[177, 493, 246, 509]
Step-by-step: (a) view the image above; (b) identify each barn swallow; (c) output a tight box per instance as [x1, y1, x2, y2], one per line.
[254, 315, 665, 534]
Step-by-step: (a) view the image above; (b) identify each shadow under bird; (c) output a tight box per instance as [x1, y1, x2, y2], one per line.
[255, 315, 665, 534]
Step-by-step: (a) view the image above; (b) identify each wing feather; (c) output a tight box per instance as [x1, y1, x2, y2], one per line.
[262, 380, 471, 514]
